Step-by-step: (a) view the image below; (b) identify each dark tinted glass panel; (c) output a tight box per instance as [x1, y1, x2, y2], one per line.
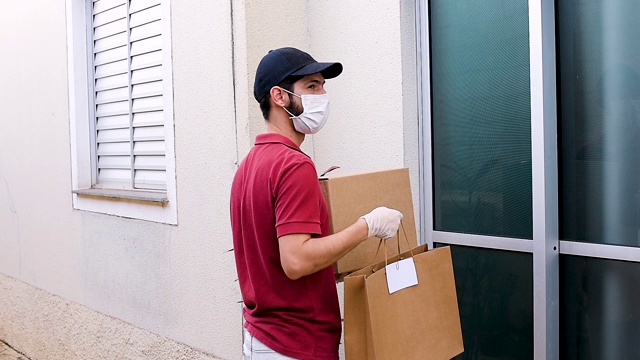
[557, 1, 640, 246]
[430, 0, 532, 239]
[561, 255, 640, 359]
[436, 244, 533, 360]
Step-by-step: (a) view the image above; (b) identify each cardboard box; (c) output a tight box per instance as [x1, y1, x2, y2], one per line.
[319, 168, 418, 277]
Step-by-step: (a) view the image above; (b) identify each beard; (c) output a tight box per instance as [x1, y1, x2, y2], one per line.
[286, 95, 304, 117]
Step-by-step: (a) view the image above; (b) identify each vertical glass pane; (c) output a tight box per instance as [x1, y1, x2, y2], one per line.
[430, 0, 532, 238]
[558, 0, 640, 246]
[561, 255, 640, 359]
[436, 244, 533, 360]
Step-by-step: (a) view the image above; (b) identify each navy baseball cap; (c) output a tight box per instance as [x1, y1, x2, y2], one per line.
[253, 47, 343, 102]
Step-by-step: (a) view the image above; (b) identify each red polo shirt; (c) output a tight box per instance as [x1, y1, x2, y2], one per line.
[230, 133, 340, 360]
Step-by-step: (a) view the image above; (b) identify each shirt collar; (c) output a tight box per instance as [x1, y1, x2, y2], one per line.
[255, 133, 305, 154]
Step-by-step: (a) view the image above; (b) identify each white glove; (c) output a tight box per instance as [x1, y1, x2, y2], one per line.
[361, 207, 404, 239]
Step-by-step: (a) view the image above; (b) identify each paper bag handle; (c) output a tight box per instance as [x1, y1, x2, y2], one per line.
[372, 222, 415, 271]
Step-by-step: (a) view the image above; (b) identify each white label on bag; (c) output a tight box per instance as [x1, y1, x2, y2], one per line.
[385, 258, 419, 294]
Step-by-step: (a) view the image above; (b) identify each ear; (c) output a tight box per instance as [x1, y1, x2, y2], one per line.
[270, 87, 289, 107]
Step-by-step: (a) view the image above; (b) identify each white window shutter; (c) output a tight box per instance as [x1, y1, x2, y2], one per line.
[91, 0, 166, 190]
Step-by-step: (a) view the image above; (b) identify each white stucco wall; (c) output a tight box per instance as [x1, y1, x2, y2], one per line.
[238, 0, 420, 228]
[309, 1, 407, 172]
[0, 1, 74, 290]
[0, 1, 418, 359]
[1, 1, 242, 358]
[238, 1, 418, 171]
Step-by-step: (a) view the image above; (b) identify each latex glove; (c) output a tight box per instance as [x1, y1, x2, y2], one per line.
[361, 207, 404, 239]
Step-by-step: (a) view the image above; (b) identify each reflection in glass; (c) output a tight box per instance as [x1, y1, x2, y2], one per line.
[430, 0, 532, 239]
[558, 0, 640, 246]
[437, 244, 533, 360]
[561, 255, 640, 359]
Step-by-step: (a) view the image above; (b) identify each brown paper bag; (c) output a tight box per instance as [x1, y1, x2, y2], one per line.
[344, 244, 463, 360]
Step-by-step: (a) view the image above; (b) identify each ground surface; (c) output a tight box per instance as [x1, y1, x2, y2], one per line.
[0, 341, 28, 360]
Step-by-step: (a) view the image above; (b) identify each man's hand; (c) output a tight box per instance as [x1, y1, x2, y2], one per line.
[361, 207, 404, 239]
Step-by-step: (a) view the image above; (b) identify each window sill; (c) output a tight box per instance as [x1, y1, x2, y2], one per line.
[73, 188, 169, 203]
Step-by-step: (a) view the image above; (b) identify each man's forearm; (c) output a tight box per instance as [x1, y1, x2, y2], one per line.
[278, 218, 369, 280]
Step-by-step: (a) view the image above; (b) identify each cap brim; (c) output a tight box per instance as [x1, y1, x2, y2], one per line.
[291, 62, 343, 79]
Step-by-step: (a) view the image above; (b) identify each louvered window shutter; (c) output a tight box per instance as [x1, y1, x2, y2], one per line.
[91, 0, 166, 190]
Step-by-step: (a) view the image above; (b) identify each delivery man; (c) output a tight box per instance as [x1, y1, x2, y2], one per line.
[230, 47, 404, 359]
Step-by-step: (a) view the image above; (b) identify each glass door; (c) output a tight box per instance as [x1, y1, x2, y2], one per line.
[417, 1, 640, 359]
[419, 1, 536, 359]
[557, 1, 640, 358]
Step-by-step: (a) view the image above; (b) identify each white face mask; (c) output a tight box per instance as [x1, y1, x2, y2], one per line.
[281, 89, 330, 134]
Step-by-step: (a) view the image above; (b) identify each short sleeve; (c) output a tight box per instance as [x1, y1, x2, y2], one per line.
[274, 159, 324, 238]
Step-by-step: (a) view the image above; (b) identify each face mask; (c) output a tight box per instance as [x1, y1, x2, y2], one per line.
[281, 89, 330, 134]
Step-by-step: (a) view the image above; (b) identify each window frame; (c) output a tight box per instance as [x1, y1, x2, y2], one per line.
[65, 0, 177, 224]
